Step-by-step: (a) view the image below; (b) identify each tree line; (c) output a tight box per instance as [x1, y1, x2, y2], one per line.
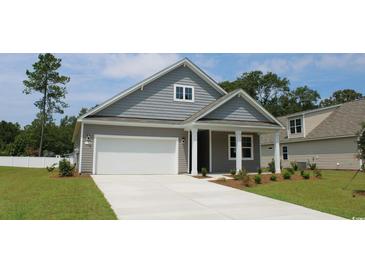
[219, 71, 363, 116]
[0, 54, 363, 156]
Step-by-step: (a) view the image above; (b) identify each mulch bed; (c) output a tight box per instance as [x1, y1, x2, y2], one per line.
[193, 175, 212, 179]
[210, 173, 317, 190]
[352, 190, 365, 197]
[49, 172, 91, 179]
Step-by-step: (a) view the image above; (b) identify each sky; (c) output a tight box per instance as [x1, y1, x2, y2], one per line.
[1, 53, 365, 127]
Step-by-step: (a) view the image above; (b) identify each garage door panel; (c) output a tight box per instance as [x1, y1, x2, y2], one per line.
[95, 136, 178, 175]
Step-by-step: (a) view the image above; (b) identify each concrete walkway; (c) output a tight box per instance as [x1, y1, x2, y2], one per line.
[92, 175, 343, 220]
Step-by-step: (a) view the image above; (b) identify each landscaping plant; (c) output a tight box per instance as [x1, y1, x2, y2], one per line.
[234, 169, 248, 182]
[290, 161, 298, 171]
[46, 163, 56, 172]
[308, 160, 317, 170]
[283, 170, 291, 180]
[270, 174, 277, 181]
[268, 159, 276, 173]
[201, 167, 208, 177]
[314, 169, 322, 179]
[254, 175, 262, 184]
[257, 168, 262, 174]
[58, 159, 75, 177]
[286, 167, 295, 175]
[302, 171, 310, 179]
[230, 169, 236, 176]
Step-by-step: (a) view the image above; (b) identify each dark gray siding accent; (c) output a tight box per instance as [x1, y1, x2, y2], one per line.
[211, 131, 260, 173]
[81, 124, 188, 174]
[204, 96, 269, 122]
[96, 66, 222, 120]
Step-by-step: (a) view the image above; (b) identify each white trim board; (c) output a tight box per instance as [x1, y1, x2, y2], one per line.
[78, 122, 84, 173]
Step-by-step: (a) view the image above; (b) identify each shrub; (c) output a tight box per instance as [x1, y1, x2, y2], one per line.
[290, 161, 298, 171]
[270, 174, 277, 181]
[58, 159, 75, 177]
[300, 170, 305, 176]
[302, 171, 310, 179]
[268, 159, 276, 173]
[286, 167, 295, 175]
[314, 169, 322, 179]
[257, 168, 262, 174]
[234, 169, 248, 182]
[201, 167, 208, 177]
[308, 161, 317, 170]
[283, 170, 291, 180]
[254, 175, 262, 184]
[46, 163, 56, 172]
[230, 169, 236, 176]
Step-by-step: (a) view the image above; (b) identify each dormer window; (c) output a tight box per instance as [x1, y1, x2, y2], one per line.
[289, 118, 302, 134]
[174, 84, 194, 102]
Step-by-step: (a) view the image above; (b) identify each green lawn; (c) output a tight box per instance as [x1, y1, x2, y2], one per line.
[0, 167, 117, 220]
[245, 170, 365, 219]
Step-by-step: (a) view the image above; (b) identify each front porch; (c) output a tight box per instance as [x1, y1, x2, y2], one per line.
[186, 125, 281, 175]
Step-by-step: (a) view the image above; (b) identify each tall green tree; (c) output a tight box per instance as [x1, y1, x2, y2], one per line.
[219, 71, 290, 116]
[286, 86, 321, 113]
[0, 121, 20, 147]
[23, 53, 70, 156]
[320, 89, 363, 107]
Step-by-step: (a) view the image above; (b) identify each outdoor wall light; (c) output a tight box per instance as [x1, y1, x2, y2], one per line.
[84, 134, 92, 145]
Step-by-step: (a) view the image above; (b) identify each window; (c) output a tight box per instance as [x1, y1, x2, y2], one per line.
[228, 135, 254, 160]
[289, 118, 302, 134]
[174, 84, 194, 102]
[282, 146, 288, 160]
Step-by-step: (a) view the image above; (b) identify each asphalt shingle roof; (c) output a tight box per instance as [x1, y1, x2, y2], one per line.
[261, 99, 365, 145]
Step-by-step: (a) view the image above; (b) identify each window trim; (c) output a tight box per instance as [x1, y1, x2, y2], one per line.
[282, 145, 288, 160]
[228, 134, 254, 161]
[173, 84, 195, 102]
[288, 117, 302, 135]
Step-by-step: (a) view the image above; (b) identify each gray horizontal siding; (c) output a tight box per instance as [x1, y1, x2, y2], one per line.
[80, 124, 188, 174]
[204, 96, 269, 122]
[261, 137, 360, 170]
[211, 131, 260, 173]
[96, 65, 222, 120]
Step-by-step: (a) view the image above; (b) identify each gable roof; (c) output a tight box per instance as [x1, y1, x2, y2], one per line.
[183, 89, 284, 128]
[261, 99, 365, 144]
[79, 58, 227, 120]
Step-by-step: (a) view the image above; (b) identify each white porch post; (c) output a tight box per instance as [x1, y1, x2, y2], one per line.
[274, 131, 281, 174]
[191, 128, 198, 175]
[235, 130, 242, 172]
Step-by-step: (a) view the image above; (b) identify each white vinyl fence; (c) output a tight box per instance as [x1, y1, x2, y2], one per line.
[0, 156, 74, 168]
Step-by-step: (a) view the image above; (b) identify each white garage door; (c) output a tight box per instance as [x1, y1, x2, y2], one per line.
[94, 135, 178, 175]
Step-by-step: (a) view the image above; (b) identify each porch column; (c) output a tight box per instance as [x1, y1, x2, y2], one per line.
[191, 128, 198, 175]
[274, 131, 281, 174]
[235, 130, 242, 172]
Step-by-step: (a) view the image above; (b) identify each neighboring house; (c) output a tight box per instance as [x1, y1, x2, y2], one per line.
[261, 99, 365, 170]
[73, 58, 284, 175]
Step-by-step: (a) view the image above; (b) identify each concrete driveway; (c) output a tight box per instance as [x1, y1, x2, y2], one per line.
[92, 175, 343, 220]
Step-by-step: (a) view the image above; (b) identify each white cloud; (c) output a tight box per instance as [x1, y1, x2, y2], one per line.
[249, 55, 315, 75]
[248, 54, 365, 76]
[102, 53, 181, 79]
[315, 54, 365, 69]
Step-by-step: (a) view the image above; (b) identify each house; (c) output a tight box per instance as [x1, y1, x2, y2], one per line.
[260, 99, 365, 170]
[72, 58, 284, 175]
